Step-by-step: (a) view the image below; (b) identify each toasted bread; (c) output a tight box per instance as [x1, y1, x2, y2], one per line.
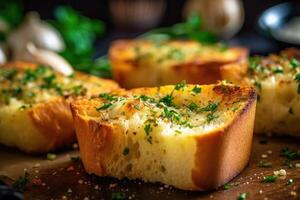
[236, 48, 300, 137]
[109, 39, 248, 88]
[71, 83, 256, 190]
[0, 61, 119, 153]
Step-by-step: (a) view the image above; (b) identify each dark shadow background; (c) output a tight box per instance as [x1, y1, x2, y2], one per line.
[22, 0, 290, 55]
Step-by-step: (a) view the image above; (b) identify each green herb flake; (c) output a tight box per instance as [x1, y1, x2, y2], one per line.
[122, 147, 129, 156]
[257, 160, 272, 168]
[223, 183, 233, 190]
[174, 130, 182, 136]
[188, 102, 199, 111]
[96, 103, 113, 111]
[200, 102, 219, 112]
[280, 148, 300, 160]
[287, 179, 294, 185]
[12, 172, 29, 192]
[144, 124, 151, 136]
[112, 191, 126, 200]
[174, 80, 186, 91]
[192, 86, 202, 94]
[237, 192, 249, 200]
[47, 153, 57, 161]
[290, 58, 300, 69]
[99, 93, 118, 101]
[262, 175, 277, 183]
[163, 107, 180, 123]
[272, 67, 284, 74]
[159, 95, 174, 107]
[206, 113, 218, 123]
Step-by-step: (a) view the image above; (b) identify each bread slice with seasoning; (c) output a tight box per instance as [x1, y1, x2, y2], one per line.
[109, 39, 248, 88]
[71, 82, 256, 190]
[0, 61, 119, 153]
[234, 48, 300, 138]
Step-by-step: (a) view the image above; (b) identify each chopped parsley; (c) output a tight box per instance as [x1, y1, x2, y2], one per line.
[257, 160, 272, 168]
[122, 147, 129, 156]
[159, 94, 174, 107]
[139, 95, 156, 103]
[47, 153, 57, 161]
[290, 58, 300, 69]
[206, 113, 218, 123]
[96, 103, 113, 111]
[99, 93, 118, 101]
[280, 148, 300, 160]
[12, 172, 29, 192]
[192, 86, 201, 94]
[112, 191, 126, 200]
[188, 102, 199, 111]
[287, 179, 294, 185]
[272, 66, 283, 74]
[163, 107, 180, 123]
[200, 102, 219, 112]
[167, 48, 185, 60]
[223, 183, 233, 190]
[262, 175, 277, 183]
[144, 124, 151, 136]
[174, 80, 186, 91]
[237, 192, 249, 200]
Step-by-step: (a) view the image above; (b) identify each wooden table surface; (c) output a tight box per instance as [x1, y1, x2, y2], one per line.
[0, 136, 299, 200]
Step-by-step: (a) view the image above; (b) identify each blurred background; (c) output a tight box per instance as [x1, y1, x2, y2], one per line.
[0, 0, 299, 77]
[19, 0, 290, 55]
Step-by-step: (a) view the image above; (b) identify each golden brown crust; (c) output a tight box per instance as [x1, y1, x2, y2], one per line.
[191, 96, 256, 190]
[109, 39, 248, 88]
[28, 98, 75, 152]
[71, 84, 257, 191]
[0, 61, 119, 153]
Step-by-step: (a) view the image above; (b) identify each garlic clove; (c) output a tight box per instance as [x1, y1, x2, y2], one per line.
[14, 42, 73, 76]
[0, 44, 7, 65]
[7, 12, 65, 55]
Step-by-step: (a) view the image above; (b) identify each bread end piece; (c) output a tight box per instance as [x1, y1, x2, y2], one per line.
[71, 84, 256, 190]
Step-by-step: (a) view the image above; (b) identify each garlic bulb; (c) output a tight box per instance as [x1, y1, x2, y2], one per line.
[183, 0, 245, 39]
[15, 42, 73, 76]
[7, 12, 65, 57]
[0, 44, 7, 65]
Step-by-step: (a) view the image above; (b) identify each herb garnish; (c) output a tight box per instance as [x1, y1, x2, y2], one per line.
[290, 58, 300, 69]
[144, 124, 151, 136]
[262, 175, 277, 183]
[188, 102, 199, 111]
[12, 172, 29, 192]
[112, 191, 126, 200]
[257, 160, 272, 168]
[192, 86, 202, 94]
[280, 148, 300, 160]
[174, 80, 186, 91]
[237, 192, 249, 200]
[96, 103, 113, 111]
[287, 179, 294, 185]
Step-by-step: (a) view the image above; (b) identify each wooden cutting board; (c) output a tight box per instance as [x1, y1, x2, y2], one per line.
[0, 136, 299, 200]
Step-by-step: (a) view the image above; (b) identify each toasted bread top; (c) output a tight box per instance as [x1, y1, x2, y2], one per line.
[244, 49, 300, 92]
[0, 62, 119, 107]
[109, 39, 248, 68]
[72, 82, 256, 138]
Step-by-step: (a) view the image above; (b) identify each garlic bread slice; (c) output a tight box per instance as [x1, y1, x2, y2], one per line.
[242, 48, 300, 137]
[109, 39, 248, 88]
[71, 83, 256, 190]
[0, 62, 119, 153]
